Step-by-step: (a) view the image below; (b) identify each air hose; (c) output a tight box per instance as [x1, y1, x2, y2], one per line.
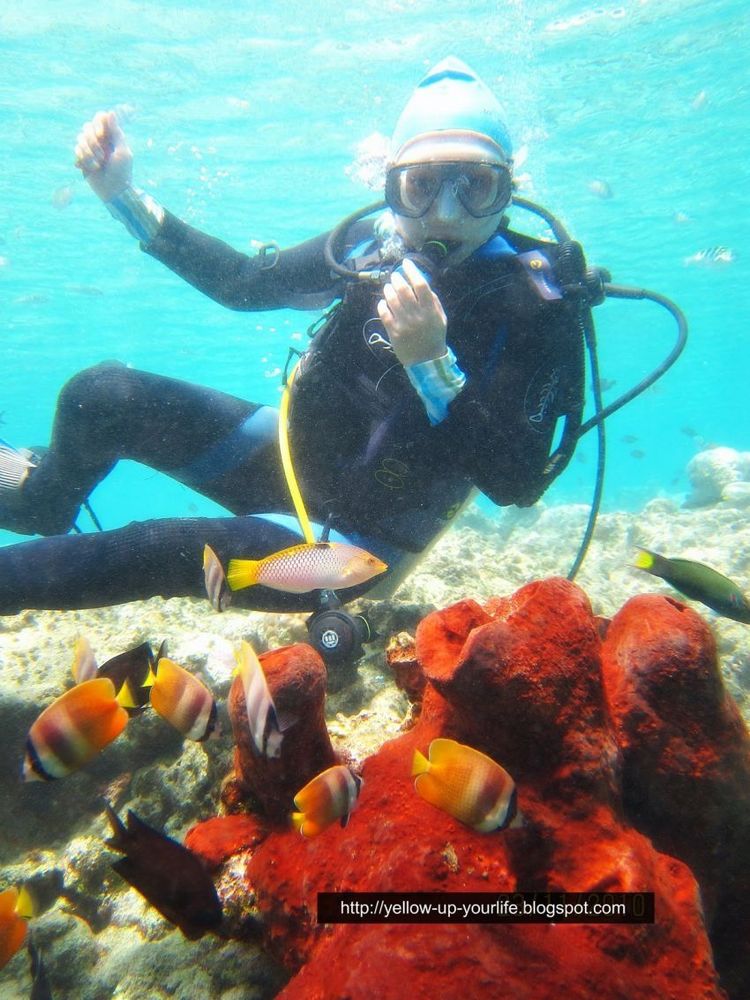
[320, 197, 689, 581]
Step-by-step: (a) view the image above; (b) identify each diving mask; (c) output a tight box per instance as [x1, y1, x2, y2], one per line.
[385, 160, 512, 219]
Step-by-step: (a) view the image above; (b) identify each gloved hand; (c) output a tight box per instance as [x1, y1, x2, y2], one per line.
[376, 257, 448, 367]
[74, 110, 133, 203]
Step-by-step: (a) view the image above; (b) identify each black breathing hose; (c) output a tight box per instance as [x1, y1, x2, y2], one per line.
[322, 198, 689, 580]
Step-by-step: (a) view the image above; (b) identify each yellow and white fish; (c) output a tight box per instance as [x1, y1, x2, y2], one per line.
[291, 764, 363, 837]
[23, 678, 132, 781]
[203, 544, 232, 612]
[227, 541, 387, 594]
[235, 640, 294, 758]
[144, 658, 217, 742]
[412, 738, 518, 833]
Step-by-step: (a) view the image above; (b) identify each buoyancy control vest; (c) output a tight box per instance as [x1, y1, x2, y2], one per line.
[288, 223, 586, 552]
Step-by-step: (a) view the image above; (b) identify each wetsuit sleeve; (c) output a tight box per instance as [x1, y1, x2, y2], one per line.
[439, 300, 584, 507]
[142, 210, 340, 311]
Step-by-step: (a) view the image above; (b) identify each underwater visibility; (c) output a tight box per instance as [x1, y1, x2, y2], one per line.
[1, 1, 750, 998]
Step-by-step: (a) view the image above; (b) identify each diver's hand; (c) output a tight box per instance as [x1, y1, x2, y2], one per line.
[377, 258, 448, 367]
[74, 111, 133, 202]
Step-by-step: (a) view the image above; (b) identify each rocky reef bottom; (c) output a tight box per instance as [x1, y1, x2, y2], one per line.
[185, 578, 748, 999]
[1, 492, 750, 998]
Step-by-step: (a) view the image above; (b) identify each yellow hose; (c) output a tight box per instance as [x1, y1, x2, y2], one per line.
[279, 361, 316, 544]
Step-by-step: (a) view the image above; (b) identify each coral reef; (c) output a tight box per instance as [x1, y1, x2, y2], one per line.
[601, 594, 750, 998]
[3, 490, 750, 997]
[686, 446, 750, 507]
[189, 578, 735, 999]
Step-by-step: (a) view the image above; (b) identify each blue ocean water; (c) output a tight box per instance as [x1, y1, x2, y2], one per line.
[1, 0, 748, 547]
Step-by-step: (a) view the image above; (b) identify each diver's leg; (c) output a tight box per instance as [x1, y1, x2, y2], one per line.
[0, 514, 383, 615]
[3, 362, 287, 535]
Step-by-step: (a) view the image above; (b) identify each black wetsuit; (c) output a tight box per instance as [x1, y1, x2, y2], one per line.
[0, 212, 584, 614]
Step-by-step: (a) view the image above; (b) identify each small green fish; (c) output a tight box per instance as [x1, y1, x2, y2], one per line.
[634, 548, 750, 624]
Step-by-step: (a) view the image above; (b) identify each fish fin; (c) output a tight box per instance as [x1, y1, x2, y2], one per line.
[14, 885, 35, 919]
[264, 728, 283, 759]
[103, 801, 129, 852]
[508, 809, 525, 830]
[290, 812, 306, 834]
[425, 738, 461, 765]
[115, 679, 138, 709]
[226, 558, 261, 591]
[142, 665, 157, 688]
[72, 636, 97, 684]
[411, 748, 430, 778]
[273, 708, 298, 735]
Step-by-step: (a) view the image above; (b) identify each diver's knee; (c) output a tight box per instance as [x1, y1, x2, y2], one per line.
[57, 361, 130, 414]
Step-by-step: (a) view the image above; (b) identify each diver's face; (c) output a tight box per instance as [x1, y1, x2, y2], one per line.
[387, 133, 511, 264]
[393, 197, 503, 264]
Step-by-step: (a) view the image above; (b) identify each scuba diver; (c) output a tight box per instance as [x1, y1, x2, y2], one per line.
[0, 58, 686, 661]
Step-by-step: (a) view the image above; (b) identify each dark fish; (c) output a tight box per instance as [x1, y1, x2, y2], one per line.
[98, 641, 166, 714]
[28, 936, 53, 1000]
[621, 434, 638, 444]
[630, 449, 645, 459]
[634, 548, 750, 624]
[104, 804, 222, 940]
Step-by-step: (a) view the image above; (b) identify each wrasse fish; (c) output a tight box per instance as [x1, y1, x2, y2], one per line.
[291, 764, 363, 837]
[23, 677, 132, 781]
[634, 548, 750, 624]
[684, 246, 735, 267]
[235, 640, 294, 758]
[144, 658, 217, 742]
[104, 804, 222, 940]
[226, 541, 387, 594]
[412, 738, 518, 833]
[203, 544, 232, 612]
[0, 886, 33, 971]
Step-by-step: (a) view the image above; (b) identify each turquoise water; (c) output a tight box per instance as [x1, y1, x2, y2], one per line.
[1, 0, 748, 547]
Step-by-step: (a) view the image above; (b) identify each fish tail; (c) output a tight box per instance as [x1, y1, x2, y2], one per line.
[411, 749, 430, 778]
[226, 558, 261, 591]
[116, 679, 138, 709]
